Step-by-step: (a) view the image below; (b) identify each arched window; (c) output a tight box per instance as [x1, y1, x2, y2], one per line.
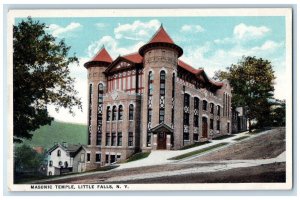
[160, 71, 166, 96]
[118, 105, 123, 120]
[184, 93, 190, 107]
[49, 160, 53, 167]
[129, 104, 134, 120]
[57, 150, 61, 157]
[64, 161, 68, 168]
[194, 97, 199, 110]
[106, 106, 111, 121]
[112, 106, 117, 121]
[203, 100, 208, 111]
[58, 161, 62, 166]
[210, 103, 214, 114]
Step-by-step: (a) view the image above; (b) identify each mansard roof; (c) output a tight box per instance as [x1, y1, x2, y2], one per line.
[84, 47, 113, 68]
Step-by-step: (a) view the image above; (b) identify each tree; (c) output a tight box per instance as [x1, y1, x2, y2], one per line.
[270, 99, 286, 127]
[214, 56, 276, 131]
[14, 144, 44, 173]
[13, 17, 82, 143]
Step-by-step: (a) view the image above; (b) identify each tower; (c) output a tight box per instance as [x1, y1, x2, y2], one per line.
[83, 46, 112, 169]
[139, 25, 183, 150]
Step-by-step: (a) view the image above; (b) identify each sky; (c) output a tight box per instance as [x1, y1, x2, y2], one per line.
[16, 16, 287, 124]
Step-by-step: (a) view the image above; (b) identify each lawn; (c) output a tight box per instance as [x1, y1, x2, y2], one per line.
[213, 134, 234, 140]
[125, 152, 151, 163]
[168, 142, 229, 160]
[180, 141, 211, 150]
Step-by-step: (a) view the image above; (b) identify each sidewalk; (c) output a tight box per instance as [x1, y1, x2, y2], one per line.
[116, 130, 270, 170]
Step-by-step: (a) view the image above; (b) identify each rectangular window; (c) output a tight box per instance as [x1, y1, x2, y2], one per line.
[95, 153, 101, 162]
[194, 98, 199, 110]
[96, 132, 102, 146]
[210, 119, 214, 130]
[86, 153, 90, 162]
[217, 120, 220, 131]
[128, 132, 133, 146]
[184, 113, 189, 125]
[194, 115, 199, 127]
[203, 100, 207, 111]
[111, 132, 116, 146]
[159, 109, 165, 123]
[227, 122, 230, 133]
[217, 105, 221, 116]
[184, 94, 190, 107]
[146, 132, 151, 146]
[105, 133, 110, 146]
[148, 109, 152, 122]
[210, 103, 214, 114]
[193, 134, 199, 141]
[105, 154, 109, 163]
[117, 132, 122, 146]
[183, 132, 189, 141]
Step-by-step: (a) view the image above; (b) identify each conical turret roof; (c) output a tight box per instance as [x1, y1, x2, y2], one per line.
[84, 46, 113, 68]
[139, 25, 183, 57]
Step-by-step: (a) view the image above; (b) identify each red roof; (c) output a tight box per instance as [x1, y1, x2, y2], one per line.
[90, 47, 113, 63]
[178, 59, 202, 74]
[122, 52, 143, 63]
[147, 25, 174, 44]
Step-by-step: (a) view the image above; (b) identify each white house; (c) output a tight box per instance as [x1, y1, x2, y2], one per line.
[46, 143, 81, 176]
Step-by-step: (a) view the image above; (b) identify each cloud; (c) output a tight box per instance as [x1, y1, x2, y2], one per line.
[87, 35, 145, 58]
[233, 23, 270, 40]
[114, 19, 160, 40]
[180, 24, 205, 33]
[48, 22, 82, 38]
[95, 23, 106, 29]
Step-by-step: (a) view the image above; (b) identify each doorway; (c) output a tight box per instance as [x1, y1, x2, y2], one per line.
[157, 132, 167, 149]
[202, 117, 208, 138]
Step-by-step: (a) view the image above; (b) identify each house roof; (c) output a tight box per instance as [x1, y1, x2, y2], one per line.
[147, 25, 174, 44]
[84, 47, 113, 68]
[47, 143, 82, 155]
[178, 59, 202, 74]
[122, 52, 143, 63]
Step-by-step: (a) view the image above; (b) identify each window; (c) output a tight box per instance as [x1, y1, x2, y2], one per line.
[203, 100, 207, 111]
[147, 132, 151, 146]
[105, 154, 109, 163]
[57, 150, 61, 157]
[148, 109, 152, 122]
[49, 171, 52, 176]
[159, 109, 165, 123]
[194, 97, 199, 110]
[129, 104, 134, 120]
[184, 93, 190, 107]
[193, 134, 199, 141]
[210, 119, 214, 130]
[227, 122, 230, 133]
[58, 161, 62, 166]
[184, 113, 189, 125]
[64, 161, 68, 168]
[217, 105, 221, 116]
[87, 153, 90, 162]
[217, 120, 220, 131]
[148, 71, 153, 95]
[128, 132, 133, 146]
[88, 84, 93, 145]
[172, 73, 175, 125]
[106, 106, 111, 121]
[118, 105, 123, 120]
[111, 132, 116, 146]
[80, 153, 84, 162]
[184, 132, 189, 141]
[117, 132, 122, 146]
[112, 106, 117, 121]
[96, 153, 101, 162]
[105, 133, 110, 146]
[96, 132, 102, 146]
[49, 160, 53, 167]
[194, 115, 199, 127]
[210, 103, 214, 114]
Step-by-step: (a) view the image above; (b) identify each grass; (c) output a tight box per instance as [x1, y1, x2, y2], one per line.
[180, 141, 211, 150]
[168, 142, 229, 160]
[213, 134, 234, 140]
[234, 136, 250, 141]
[17, 121, 87, 150]
[125, 152, 151, 163]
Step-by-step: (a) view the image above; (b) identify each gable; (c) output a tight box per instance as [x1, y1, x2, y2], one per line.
[105, 57, 136, 74]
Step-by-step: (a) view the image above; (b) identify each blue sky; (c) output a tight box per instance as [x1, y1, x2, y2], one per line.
[16, 16, 287, 124]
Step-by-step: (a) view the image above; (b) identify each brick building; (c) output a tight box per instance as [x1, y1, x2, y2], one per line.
[83, 25, 232, 170]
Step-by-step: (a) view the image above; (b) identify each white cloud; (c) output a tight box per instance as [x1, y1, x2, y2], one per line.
[233, 23, 270, 40]
[95, 23, 106, 29]
[87, 35, 145, 58]
[48, 22, 82, 38]
[114, 19, 160, 40]
[180, 24, 205, 33]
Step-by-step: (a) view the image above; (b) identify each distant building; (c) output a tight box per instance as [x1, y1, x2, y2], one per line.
[46, 143, 81, 176]
[232, 107, 248, 133]
[82, 25, 233, 171]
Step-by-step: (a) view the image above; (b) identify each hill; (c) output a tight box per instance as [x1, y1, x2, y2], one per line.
[21, 121, 87, 150]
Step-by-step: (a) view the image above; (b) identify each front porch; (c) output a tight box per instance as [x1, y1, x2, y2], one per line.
[150, 123, 174, 150]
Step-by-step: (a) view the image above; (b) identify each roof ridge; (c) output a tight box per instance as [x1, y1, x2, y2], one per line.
[147, 25, 174, 44]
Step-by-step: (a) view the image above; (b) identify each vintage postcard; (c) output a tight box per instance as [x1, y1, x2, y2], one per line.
[7, 8, 293, 191]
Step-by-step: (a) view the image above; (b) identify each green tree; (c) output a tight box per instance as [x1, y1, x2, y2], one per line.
[13, 17, 82, 143]
[214, 56, 276, 131]
[14, 144, 44, 173]
[270, 99, 286, 127]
